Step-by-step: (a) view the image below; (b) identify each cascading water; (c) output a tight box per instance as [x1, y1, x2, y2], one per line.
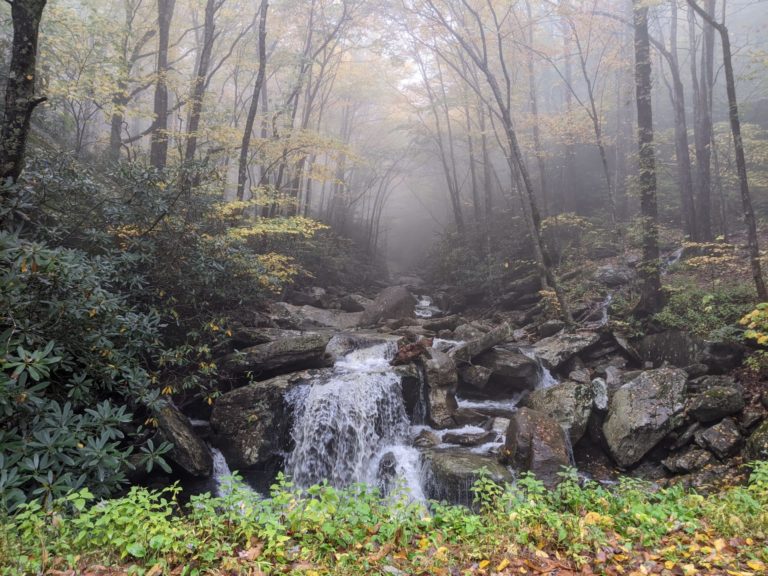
[211, 446, 236, 497]
[520, 347, 558, 389]
[286, 342, 425, 498]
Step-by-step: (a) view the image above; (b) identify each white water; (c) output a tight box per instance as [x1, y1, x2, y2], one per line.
[211, 447, 243, 497]
[520, 347, 558, 389]
[455, 395, 523, 412]
[287, 341, 425, 499]
[415, 295, 442, 319]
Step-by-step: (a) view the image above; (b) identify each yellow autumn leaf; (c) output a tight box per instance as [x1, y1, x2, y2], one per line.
[665, 561, 676, 569]
[747, 560, 765, 571]
[496, 558, 510, 571]
[418, 537, 429, 550]
[682, 564, 697, 575]
[479, 559, 490, 569]
[713, 538, 726, 552]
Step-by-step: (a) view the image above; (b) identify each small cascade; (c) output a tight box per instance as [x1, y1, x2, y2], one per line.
[211, 447, 235, 497]
[415, 295, 441, 319]
[520, 348, 558, 389]
[411, 364, 429, 426]
[287, 342, 418, 493]
[369, 445, 427, 502]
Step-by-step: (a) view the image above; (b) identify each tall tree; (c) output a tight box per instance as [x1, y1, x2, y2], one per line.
[0, 0, 48, 185]
[421, 0, 572, 323]
[149, 0, 176, 170]
[687, 0, 767, 299]
[236, 0, 269, 201]
[633, 0, 662, 315]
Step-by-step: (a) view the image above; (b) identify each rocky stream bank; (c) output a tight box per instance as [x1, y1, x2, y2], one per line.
[149, 279, 768, 504]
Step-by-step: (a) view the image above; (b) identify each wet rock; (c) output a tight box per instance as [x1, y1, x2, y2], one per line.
[522, 381, 594, 443]
[338, 294, 373, 312]
[532, 331, 601, 370]
[424, 348, 458, 428]
[287, 286, 332, 308]
[636, 331, 744, 373]
[274, 302, 363, 330]
[745, 420, 768, 460]
[670, 422, 702, 450]
[227, 326, 302, 349]
[662, 447, 714, 474]
[156, 404, 212, 477]
[451, 408, 491, 427]
[326, 332, 401, 362]
[360, 286, 416, 325]
[442, 430, 497, 447]
[457, 364, 493, 390]
[603, 368, 687, 468]
[538, 319, 565, 338]
[222, 332, 332, 378]
[688, 374, 740, 393]
[464, 348, 539, 397]
[594, 265, 635, 287]
[413, 429, 440, 448]
[211, 372, 319, 469]
[422, 314, 462, 332]
[696, 418, 742, 459]
[688, 386, 744, 423]
[569, 368, 591, 384]
[450, 322, 514, 363]
[424, 449, 513, 506]
[742, 410, 765, 430]
[499, 407, 571, 488]
[453, 322, 487, 341]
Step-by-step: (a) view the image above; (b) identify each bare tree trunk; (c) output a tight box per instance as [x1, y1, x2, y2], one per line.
[236, 0, 269, 201]
[663, 0, 698, 239]
[687, 0, 767, 298]
[633, 0, 663, 316]
[0, 0, 48, 185]
[181, 0, 220, 193]
[688, 2, 713, 240]
[526, 0, 548, 216]
[149, 0, 176, 170]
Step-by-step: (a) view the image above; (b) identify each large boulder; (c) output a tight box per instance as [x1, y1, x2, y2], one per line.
[423, 348, 459, 428]
[222, 332, 331, 378]
[603, 368, 687, 468]
[424, 449, 513, 506]
[746, 420, 768, 460]
[461, 348, 539, 398]
[687, 386, 744, 423]
[594, 265, 635, 287]
[210, 372, 319, 469]
[696, 418, 742, 459]
[662, 447, 714, 474]
[499, 407, 571, 488]
[338, 294, 373, 313]
[532, 331, 601, 370]
[522, 380, 595, 443]
[360, 286, 416, 325]
[156, 404, 212, 477]
[635, 331, 744, 374]
[276, 303, 363, 330]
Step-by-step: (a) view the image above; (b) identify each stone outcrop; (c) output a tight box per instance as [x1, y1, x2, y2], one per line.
[499, 407, 571, 488]
[156, 404, 212, 477]
[222, 332, 332, 378]
[522, 380, 595, 443]
[360, 286, 416, 325]
[603, 368, 687, 468]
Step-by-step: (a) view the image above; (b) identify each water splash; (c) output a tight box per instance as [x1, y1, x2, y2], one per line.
[287, 342, 411, 489]
[369, 444, 427, 501]
[520, 347, 558, 389]
[415, 295, 442, 318]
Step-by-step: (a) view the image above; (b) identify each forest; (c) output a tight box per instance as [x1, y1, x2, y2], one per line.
[1, 0, 768, 574]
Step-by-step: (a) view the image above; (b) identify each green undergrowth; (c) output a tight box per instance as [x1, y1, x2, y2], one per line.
[1, 463, 767, 575]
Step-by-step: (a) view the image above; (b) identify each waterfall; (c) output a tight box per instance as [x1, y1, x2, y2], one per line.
[520, 347, 558, 389]
[415, 295, 441, 318]
[211, 447, 237, 497]
[412, 364, 428, 426]
[287, 342, 424, 497]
